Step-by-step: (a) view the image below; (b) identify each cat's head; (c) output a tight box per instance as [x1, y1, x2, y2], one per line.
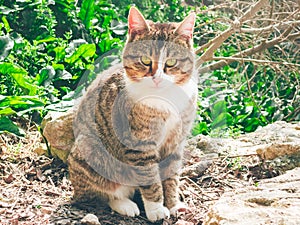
[123, 7, 196, 88]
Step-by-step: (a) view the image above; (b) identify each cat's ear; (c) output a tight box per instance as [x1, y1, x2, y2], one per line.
[128, 7, 149, 34]
[175, 13, 196, 38]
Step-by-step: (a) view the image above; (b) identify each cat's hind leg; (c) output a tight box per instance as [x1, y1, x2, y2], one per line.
[108, 186, 140, 217]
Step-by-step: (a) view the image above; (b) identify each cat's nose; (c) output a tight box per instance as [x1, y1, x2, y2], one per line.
[152, 76, 162, 87]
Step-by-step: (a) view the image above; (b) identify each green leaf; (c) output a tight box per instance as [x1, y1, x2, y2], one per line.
[36, 66, 55, 85]
[79, 0, 95, 29]
[52, 63, 65, 71]
[55, 0, 76, 11]
[52, 47, 66, 62]
[243, 118, 260, 132]
[192, 122, 208, 135]
[2, 16, 11, 33]
[0, 116, 25, 137]
[0, 107, 16, 116]
[33, 37, 57, 45]
[0, 95, 45, 112]
[211, 100, 227, 119]
[65, 44, 96, 64]
[0, 63, 37, 95]
[211, 112, 232, 129]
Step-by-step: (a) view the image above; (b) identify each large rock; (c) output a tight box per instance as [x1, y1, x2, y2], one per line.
[183, 121, 300, 176]
[42, 110, 75, 162]
[194, 121, 300, 159]
[203, 167, 300, 225]
[198, 121, 300, 225]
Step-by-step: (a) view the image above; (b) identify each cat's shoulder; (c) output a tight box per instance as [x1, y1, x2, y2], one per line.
[86, 64, 125, 93]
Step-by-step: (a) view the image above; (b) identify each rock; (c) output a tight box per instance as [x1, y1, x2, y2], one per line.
[33, 143, 49, 156]
[256, 143, 300, 160]
[254, 122, 300, 160]
[203, 167, 300, 225]
[194, 121, 300, 159]
[42, 110, 75, 163]
[196, 121, 300, 224]
[81, 213, 101, 225]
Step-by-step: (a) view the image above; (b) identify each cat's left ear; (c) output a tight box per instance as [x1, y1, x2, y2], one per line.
[175, 13, 196, 38]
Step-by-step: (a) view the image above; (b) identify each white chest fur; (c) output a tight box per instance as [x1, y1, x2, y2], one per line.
[124, 75, 198, 114]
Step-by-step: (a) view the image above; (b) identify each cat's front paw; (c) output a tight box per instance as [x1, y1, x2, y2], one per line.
[170, 202, 190, 216]
[109, 199, 140, 217]
[144, 200, 170, 222]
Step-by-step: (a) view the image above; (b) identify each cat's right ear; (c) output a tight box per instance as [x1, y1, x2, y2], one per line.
[128, 7, 149, 34]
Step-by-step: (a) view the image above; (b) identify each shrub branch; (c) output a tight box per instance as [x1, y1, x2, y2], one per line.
[195, 0, 300, 74]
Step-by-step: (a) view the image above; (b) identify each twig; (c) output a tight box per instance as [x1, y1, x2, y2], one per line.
[240, 20, 300, 33]
[195, 0, 269, 68]
[197, 24, 295, 74]
[48, 176, 56, 187]
[211, 56, 300, 67]
[181, 176, 213, 200]
[10, 186, 22, 211]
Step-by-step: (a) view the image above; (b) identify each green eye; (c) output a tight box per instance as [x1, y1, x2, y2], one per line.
[140, 56, 152, 66]
[165, 58, 177, 67]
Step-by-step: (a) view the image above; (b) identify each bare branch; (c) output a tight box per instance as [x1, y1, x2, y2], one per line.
[211, 56, 300, 67]
[240, 21, 300, 34]
[195, 0, 269, 68]
[197, 25, 296, 74]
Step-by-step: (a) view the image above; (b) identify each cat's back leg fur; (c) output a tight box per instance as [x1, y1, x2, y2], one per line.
[68, 137, 140, 217]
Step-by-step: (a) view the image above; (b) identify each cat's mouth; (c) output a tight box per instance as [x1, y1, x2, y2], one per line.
[150, 80, 172, 89]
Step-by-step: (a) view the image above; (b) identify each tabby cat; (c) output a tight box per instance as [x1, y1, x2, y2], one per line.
[68, 7, 197, 222]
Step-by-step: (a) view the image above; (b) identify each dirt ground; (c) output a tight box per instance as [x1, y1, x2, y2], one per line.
[0, 122, 284, 225]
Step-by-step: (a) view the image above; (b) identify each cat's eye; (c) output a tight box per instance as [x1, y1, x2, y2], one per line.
[140, 56, 152, 66]
[165, 58, 177, 67]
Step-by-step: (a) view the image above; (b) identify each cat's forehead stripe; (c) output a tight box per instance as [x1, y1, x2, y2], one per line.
[129, 22, 190, 48]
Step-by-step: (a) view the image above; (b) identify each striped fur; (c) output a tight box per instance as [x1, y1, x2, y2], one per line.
[68, 7, 197, 221]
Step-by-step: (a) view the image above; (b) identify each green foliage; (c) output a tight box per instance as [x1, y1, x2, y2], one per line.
[0, 116, 25, 136]
[0, 0, 299, 137]
[193, 63, 299, 136]
[79, 0, 95, 29]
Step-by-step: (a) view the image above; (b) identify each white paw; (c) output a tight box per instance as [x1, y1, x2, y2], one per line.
[170, 202, 189, 216]
[144, 200, 170, 222]
[109, 199, 140, 217]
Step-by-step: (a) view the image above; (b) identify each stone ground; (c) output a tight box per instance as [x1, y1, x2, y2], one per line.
[0, 120, 299, 225]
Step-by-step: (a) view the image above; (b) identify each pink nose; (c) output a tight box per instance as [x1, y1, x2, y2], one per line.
[152, 77, 162, 87]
